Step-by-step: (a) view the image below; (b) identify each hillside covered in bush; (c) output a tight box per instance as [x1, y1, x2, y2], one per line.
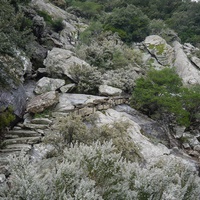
[0, 0, 200, 199]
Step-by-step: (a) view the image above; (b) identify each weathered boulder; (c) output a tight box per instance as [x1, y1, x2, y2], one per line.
[31, 118, 52, 125]
[30, 42, 47, 69]
[190, 56, 200, 70]
[58, 93, 107, 106]
[183, 43, 198, 55]
[54, 94, 75, 112]
[60, 83, 75, 93]
[26, 91, 59, 113]
[0, 174, 6, 183]
[24, 80, 37, 101]
[0, 85, 27, 118]
[173, 41, 200, 85]
[34, 77, 65, 94]
[144, 35, 174, 66]
[182, 132, 200, 149]
[115, 105, 170, 145]
[31, 0, 73, 20]
[95, 108, 171, 161]
[60, 21, 79, 48]
[99, 85, 122, 96]
[43, 48, 90, 80]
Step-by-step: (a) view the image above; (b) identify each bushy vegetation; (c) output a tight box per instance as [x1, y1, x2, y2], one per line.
[69, 64, 103, 94]
[131, 68, 200, 127]
[76, 31, 142, 71]
[0, 0, 33, 56]
[43, 113, 142, 162]
[103, 5, 150, 43]
[68, 0, 102, 19]
[1, 141, 200, 199]
[0, 0, 34, 90]
[0, 107, 15, 139]
[37, 10, 64, 33]
[103, 66, 142, 94]
[66, 0, 200, 46]
[128, 0, 200, 46]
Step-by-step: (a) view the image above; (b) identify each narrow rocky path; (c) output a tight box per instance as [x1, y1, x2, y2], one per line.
[0, 117, 53, 175]
[0, 95, 130, 175]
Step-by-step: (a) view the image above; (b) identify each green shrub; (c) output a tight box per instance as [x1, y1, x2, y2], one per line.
[79, 21, 103, 45]
[37, 10, 53, 24]
[37, 10, 64, 33]
[0, 107, 15, 138]
[0, 0, 34, 55]
[51, 18, 64, 32]
[104, 5, 150, 43]
[68, 0, 102, 19]
[131, 68, 200, 127]
[132, 68, 190, 126]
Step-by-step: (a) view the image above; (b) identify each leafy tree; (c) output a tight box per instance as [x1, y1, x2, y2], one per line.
[131, 68, 193, 126]
[180, 86, 200, 126]
[103, 5, 150, 43]
[79, 20, 103, 45]
[67, 0, 102, 19]
[166, 1, 200, 46]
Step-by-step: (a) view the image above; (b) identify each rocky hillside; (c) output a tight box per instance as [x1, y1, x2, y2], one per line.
[0, 0, 200, 199]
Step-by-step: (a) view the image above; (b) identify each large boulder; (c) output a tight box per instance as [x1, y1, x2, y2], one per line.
[60, 83, 76, 93]
[54, 94, 75, 112]
[190, 56, 200, 70]
[0, 85, 27, 118]
[43, 48, 90, 80]
[144, 35, 174, 66]
[31, 0, 73, 20]
[26, 91, 59, 114]
[60, 21, 79, 49]
[173, 41, 200, 85]
[34, 77, 65, 94]
[30, 42, 48, 69]
[95, 108, 171, 161]
[63, 93, 106, 105]
[99, 85, 122, 96]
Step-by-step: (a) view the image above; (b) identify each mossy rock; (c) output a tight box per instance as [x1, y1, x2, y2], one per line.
[148, 43, 165, 55]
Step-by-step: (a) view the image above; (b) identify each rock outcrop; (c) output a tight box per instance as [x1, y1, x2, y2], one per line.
[0, 85, 27, 119]
[144, 35, 174, 66]
[34, 77, 65, 94]
[190, 56, 200, 70]
[99, 85, 122, 96]
[26, 91, 59, 113]
[173, 41, 200, 85]
[44, 48, 90, 80]
[95, 108, 171, 161]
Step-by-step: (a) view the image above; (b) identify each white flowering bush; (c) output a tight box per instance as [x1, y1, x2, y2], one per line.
[76, 32, 142, 71]
[1, 141, 200, 200]
[69, 64, 103, 94]
[102, 65, 142, 93]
